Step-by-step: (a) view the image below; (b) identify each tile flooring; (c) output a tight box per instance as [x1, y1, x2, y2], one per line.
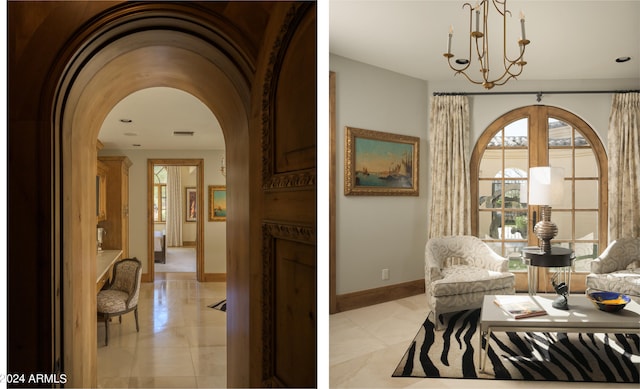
[154, 247, 197, 273]
[97, 273, 227, 388]
[98, 277, 636, 388]
[329, 294, 638, 389]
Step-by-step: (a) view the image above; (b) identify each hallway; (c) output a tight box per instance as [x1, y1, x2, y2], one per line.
[155, 247, 198, 273]
[97, 274, 227, 388]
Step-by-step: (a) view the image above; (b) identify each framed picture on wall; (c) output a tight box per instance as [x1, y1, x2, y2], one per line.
[208, 185, 227, 222]
[185, 187, 197, 222]
[344, 126, 420, 196]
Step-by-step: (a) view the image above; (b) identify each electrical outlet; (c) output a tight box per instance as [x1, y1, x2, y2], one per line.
[382, 268, 389, 280]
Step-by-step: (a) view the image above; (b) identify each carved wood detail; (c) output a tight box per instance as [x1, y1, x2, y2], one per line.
[261, 2, 316, 191]
[261, 221, 315, 386]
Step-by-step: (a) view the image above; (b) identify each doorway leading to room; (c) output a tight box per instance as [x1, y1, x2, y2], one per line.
[97, 86, 225, 283]
[152, 164, 199, 274]
[53, 14, 251, 383]
[148, 159, 205, 281]
[44, 2, 315, 386]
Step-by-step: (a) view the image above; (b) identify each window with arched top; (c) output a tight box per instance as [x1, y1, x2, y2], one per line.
[470, 105, 608, 293]
[153, 165, 167, 222]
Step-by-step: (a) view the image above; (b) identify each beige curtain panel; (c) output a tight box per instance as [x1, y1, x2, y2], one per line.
[428, 95, 472, 238]
[166, 166, 183, 247]
[608, 92, 640, 240]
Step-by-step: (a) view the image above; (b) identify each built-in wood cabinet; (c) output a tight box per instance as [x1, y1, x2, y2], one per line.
[96, 160, 108, 222]
[98, 156, 132, 258]
[96, 140, 107, 222]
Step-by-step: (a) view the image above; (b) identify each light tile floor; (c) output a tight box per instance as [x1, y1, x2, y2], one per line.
[97, 273, 227, 388]
[330, 294, 638, 389]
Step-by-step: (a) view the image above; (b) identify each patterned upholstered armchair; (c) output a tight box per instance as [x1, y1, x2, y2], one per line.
[586, 237, 640, 303]
[97, 258, 142, 346]
[425, 236, 515, 328]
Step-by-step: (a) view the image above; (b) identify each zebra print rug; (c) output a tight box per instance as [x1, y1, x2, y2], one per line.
[393, 309, 640, 383]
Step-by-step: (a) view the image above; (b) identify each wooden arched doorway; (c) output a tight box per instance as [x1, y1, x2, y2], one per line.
[52, 5, 251, 387]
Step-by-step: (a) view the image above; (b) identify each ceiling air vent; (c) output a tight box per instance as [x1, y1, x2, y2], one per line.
[173, 130, 194, 136]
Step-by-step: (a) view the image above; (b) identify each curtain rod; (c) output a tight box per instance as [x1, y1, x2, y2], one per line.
[432, 90, 640, 102]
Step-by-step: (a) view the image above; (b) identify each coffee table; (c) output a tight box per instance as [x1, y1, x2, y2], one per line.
[478, 294, 640, 371]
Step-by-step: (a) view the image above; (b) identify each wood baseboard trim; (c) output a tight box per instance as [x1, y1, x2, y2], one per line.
[203, 273, 226, 282]
[182, 241, 196, 247]
[143, 273, 224, 282]
[335, 279, 425, 313]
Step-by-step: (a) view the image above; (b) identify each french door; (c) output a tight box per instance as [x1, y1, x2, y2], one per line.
[471, 105, 607, 293]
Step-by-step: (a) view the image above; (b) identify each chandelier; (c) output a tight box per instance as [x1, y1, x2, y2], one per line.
[443, 0, 530, 89]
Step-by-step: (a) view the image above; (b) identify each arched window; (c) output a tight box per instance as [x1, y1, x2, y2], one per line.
[470, 106, 607, 293]
[154, 165, 167, 222]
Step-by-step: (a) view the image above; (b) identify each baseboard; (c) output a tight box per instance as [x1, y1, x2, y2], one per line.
[203, 273, 226, 282]
[335, 279, 425, 313]
[182, 241, 196, 247]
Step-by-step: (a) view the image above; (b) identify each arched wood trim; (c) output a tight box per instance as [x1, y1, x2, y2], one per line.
[470, 105, 608, 292]
[49, 4, 252, 387]
[470, 106, 537, 235]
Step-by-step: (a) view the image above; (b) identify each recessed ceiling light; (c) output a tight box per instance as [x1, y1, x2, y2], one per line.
[455, 59, 470, 65]
[615, 56, 631, 63]
[173, 130, 195, 136]
[123, 132, 138, 136]
[119, 118, 133, 123]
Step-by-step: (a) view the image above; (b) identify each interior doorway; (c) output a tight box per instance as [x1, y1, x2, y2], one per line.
[147, 159, 204, 281]
[151, 163, 200, 275]
[47, 2, 314, 386]
[52, 10, 251, 385]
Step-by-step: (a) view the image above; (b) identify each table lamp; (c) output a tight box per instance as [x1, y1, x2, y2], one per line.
[528, 167, 564, 253]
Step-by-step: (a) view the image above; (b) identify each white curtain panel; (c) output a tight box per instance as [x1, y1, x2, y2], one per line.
[608, 92, 640, 240]
[166, 166, 183, 247]
[428, 95, 472, 238]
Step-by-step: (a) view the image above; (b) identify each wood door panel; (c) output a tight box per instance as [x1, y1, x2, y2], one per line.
[262, 222, 316, 387]
[258, 3, 316, 387]
[263, 189, 316, 223]
[274, 239, 316, 386]
[273, 5, 316, 174]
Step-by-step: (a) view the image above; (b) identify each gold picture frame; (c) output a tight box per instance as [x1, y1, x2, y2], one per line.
[208, 185, 227, 221]
[344, 126, 419, 196]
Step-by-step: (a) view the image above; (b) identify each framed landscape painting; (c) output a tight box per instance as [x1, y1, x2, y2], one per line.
[344, 127, 419, 196]
[208, 185, 227, 221]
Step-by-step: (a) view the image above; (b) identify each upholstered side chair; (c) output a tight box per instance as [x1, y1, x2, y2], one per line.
[425, 236, 515, 329]
[97, 257, 142, 346]
[586, 237, 640, 303]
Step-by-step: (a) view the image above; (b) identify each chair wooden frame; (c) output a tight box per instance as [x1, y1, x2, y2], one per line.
[97, 257, 142, 346]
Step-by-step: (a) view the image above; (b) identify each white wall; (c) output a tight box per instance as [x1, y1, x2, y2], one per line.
[331, 54, 430, 294]
[331, 53, 640, 295]
[98, 148, 227, 275]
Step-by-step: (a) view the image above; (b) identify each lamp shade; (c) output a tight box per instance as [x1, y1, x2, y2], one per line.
[528, 167, 564, 206]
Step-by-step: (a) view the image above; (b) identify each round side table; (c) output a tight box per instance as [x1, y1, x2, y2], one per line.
[522, 247, 575, 296]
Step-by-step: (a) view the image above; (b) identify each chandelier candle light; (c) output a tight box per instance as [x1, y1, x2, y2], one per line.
[220, 155, 226, 177]
[528, 167, 565, 253]
[444, 0, 530, 89]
